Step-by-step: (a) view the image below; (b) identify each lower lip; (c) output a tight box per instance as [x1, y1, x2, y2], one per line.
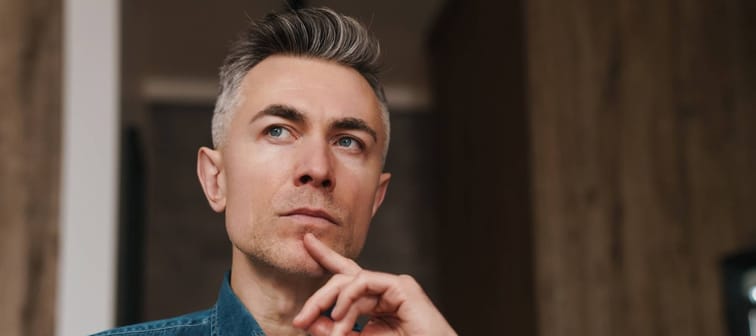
[283, 214, 336, 227]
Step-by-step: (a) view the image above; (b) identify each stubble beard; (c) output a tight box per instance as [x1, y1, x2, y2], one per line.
[231, 188, 363, 277]
[235, 217, 360, 278]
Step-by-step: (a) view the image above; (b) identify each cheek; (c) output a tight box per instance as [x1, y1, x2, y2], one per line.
[223, 159, 279, 231]
[339, 168, 380, 225]
[225, 141, 286, 203]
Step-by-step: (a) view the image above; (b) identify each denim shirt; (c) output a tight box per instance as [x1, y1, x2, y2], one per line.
[91, 272, 266, 336]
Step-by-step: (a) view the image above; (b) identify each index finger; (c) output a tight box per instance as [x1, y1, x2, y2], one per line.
[303, 233, 361, 275]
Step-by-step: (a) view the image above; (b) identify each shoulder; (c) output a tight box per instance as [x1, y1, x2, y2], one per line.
[90, 308, 214, 336]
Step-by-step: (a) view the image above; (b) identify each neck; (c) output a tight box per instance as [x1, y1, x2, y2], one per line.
[230, 248, 326, 336]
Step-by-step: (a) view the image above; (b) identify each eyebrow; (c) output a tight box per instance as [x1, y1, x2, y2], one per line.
[332, 117, 378, 142]
[250, 104, 378, 142]
[249, 104, 305, 124]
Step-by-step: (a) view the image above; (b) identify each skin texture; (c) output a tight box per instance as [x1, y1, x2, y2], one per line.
[197, 55, 455, 335]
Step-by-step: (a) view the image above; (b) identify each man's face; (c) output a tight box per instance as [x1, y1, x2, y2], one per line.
[199, 55, 390, 276]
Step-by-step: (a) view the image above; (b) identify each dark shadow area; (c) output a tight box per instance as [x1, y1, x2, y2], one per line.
[429, 0, 536, 334]
[116, 127, 146, 325]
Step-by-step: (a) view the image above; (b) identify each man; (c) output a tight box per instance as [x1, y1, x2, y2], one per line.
[94, 7, 455, 336]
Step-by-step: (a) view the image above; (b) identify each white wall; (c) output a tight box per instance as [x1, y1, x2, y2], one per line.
[57, 0, 120, 335]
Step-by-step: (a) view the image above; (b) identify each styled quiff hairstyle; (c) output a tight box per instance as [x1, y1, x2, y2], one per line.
[212, 7, 390, 153]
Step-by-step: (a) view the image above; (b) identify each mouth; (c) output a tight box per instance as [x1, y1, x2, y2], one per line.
[282, 208, 339, 226]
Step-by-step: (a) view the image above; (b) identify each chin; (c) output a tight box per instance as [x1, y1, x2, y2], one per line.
[235, 229, 357, 277]
[253, 238, 329, 277]
[275, 253, 328, 278]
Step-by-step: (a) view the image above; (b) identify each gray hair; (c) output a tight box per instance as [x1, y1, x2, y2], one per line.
[212, 7, 390, 158]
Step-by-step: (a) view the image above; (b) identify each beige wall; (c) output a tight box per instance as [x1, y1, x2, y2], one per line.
[0, 0, 62, 335]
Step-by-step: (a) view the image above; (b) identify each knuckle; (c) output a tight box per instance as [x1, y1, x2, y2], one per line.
[353, 271, 370, 285]
[346, 259, 361, 271]
[397, 274, 418, 287]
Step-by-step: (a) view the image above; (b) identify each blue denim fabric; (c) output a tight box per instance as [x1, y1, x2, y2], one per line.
[91, 272, 265, 336]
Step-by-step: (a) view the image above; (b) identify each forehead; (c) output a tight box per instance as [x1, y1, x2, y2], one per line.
[235, 55, 383, 130]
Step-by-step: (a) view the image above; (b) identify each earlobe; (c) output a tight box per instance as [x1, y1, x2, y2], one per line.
[197, 147, 226, 212]
[371, 172, 391, 216]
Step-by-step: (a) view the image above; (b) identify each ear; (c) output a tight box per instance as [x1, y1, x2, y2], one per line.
[197, 146, 226, 212]
[371, 172, 391, 216]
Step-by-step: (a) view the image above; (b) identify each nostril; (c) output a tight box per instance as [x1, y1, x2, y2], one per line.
[298, 175, 331, 189]
[299, 175, 313, 184]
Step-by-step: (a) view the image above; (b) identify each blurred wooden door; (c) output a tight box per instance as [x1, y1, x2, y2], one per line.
[0, 1, 62, 335]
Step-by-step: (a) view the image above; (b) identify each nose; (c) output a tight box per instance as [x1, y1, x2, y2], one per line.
[294, 140, 335, 191]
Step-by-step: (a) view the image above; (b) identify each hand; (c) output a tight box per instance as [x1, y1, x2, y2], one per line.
[292, 233, 457, 336]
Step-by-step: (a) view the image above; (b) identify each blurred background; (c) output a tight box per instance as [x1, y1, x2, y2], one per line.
[1, 0, 755, 335]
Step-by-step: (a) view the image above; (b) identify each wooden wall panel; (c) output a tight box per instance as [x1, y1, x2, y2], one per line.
[0, 0, 62, 335]
[527, 0, 756, 335]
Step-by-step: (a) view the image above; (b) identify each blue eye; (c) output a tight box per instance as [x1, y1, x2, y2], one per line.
[337, 137, 354, 147]
[264, 126, 295, 142]
[336, 136, 363, 151]
[268, 126, 284, 137]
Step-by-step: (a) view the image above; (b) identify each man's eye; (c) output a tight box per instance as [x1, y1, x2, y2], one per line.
[336, 136, 361, 150]
[266, 126, 289, 138]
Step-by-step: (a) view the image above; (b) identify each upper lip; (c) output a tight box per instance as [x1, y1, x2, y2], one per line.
[283, 208, 339, 225]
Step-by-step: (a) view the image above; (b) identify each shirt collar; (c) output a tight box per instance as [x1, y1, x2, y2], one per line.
[212, 271, 361, 334]
[213, 271, 266, 336]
